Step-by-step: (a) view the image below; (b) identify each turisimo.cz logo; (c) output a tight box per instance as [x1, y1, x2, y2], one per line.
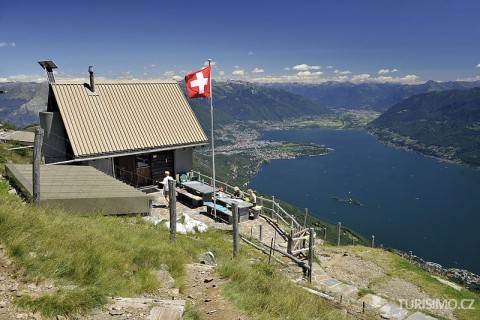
[398, 299, 476, 310]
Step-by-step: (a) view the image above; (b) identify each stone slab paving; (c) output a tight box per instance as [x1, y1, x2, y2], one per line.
[405, 312, 438, 320]
[330, 283, 358, 296]
[359, 293, 388, 309]
[322, 278, 342, 287]
[148, 300, 185, 320]
[379, 303, 409, 319]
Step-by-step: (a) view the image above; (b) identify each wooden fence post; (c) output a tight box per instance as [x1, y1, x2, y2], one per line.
[269, 238, 274, 264]
[168, 179, 177, 242]
[337, 222, 341, 246]
[308, 228, 314, 283]
[33, 127, 44, 205]
[232, 203, 239, 258]
[259, 224, 263, 241]
[304, 208, 308, 228]
[288, 229, 294, 255]
[271, 196, 275, 219]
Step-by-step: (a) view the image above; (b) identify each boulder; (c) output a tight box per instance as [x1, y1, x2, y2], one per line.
[199, 252, 216, 266]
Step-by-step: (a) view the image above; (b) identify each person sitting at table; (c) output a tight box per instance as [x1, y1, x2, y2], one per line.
[247, 189, 257, 206]
[233, 186, 243, 199]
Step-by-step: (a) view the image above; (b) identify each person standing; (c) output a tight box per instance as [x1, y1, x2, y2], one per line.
[162, 171, 174, 207]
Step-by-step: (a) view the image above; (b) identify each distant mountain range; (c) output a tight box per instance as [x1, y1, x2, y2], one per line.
[367, 87, 480, 167]
[271, 80, 480, 111]
[0, 80, 330, 129]
[0, 82, 48, 127]
[2, 79, 480, 166]
[186, 80, 330, 128]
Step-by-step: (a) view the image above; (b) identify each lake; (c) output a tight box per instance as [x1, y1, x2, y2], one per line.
[249, 129, 480, 274]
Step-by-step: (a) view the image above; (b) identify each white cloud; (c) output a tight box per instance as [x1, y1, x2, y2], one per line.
[3, 74, 45, 82]
[326, 66, 333, 69]
[252, 67, 264, 73]
[476, 64, 480, 68]
[400, 75, 420, 83]
[333, 69, 351, 75]
[150, 64, 157, 68]
[172, 75, 183, 81]
[296, 71, 323, 77]
[248, 51, 254, 56]
[0, 42, 16, 48]
[334, 76, 350, 82]
[351, 74, 371, 83]
[232, 69, 245, 76]
[373, 74, 420, 84]
[378, 69, 390, 75]
[378, 68, 399, 75]
[163, 71, 176, 77]
[457, 76, 480, 81]
[283, 67, 291, 71]
[219, 70, 225, 76]
[292, 64, 321, 71]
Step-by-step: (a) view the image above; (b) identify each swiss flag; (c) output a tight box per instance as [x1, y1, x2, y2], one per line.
[185, 66, 211, 99]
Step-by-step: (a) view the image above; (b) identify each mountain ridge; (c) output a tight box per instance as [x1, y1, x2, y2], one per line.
[270, 80, 480, 111]
[367, 87, 480, 167]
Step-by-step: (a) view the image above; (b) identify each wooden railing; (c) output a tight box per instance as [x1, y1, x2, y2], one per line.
[189, 170, 301, 229]
[288, 228, 311, 255]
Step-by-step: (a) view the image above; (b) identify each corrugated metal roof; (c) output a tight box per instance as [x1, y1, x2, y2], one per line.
[51, 81, 207, 158]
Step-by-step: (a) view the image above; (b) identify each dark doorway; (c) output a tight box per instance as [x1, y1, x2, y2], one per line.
[114, 150, 175, 187]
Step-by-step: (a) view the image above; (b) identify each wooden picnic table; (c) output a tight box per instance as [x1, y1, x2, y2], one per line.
[182, 181, 216, 202]
[215, 196, 253, 215]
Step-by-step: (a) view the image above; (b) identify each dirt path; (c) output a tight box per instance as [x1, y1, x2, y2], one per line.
[182, 263, 251, 320]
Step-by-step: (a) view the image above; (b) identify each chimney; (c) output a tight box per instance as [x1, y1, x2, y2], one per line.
[38, 61, 58, 84]
[88, 66, 95, 93]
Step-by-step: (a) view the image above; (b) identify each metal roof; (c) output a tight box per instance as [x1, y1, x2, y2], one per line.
[5, 163, 152, 215]
[51, 81, 207, 158]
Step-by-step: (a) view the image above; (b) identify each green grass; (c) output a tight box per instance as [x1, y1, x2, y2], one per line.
[219, 259, 349, 320]
[357, 288, 376, 298]
[0, 142, 33, 175]
[0, 178, 347, 318]
[0, 179, 234, 316]
[184, 302, 203, 320]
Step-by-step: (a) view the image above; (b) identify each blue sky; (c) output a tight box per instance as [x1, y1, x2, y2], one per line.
[0, 0, 479, 84]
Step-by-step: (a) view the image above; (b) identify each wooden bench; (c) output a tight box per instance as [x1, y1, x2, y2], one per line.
[176, 188, 203, 208]
[251, 206, 262, 219]
[204, 202, 233, 224]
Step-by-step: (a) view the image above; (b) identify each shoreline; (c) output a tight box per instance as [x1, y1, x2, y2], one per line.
[239, 124, 480, 285]
[366, 128, 480, 171]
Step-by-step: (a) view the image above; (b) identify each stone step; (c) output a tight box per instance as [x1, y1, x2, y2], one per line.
[149, 300, 185, 320]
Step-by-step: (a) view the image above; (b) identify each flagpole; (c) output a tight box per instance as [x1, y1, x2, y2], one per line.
[208, 59, 217, 221]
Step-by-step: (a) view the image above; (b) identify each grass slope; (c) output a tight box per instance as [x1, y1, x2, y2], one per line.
[0, 179, 347, 319]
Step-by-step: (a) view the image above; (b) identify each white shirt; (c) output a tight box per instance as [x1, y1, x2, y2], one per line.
[162, 176, 174, 191]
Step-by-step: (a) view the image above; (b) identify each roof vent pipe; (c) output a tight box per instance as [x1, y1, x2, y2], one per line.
[88, 66, 95, 93]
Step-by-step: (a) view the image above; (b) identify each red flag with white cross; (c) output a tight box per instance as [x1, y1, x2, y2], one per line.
[185, 66, 211, 99]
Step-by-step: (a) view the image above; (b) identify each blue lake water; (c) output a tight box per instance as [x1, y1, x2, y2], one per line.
[249, 129, 480, 274]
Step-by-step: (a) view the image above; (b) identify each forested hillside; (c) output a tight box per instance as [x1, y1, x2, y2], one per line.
[367, 88, 480, 166]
